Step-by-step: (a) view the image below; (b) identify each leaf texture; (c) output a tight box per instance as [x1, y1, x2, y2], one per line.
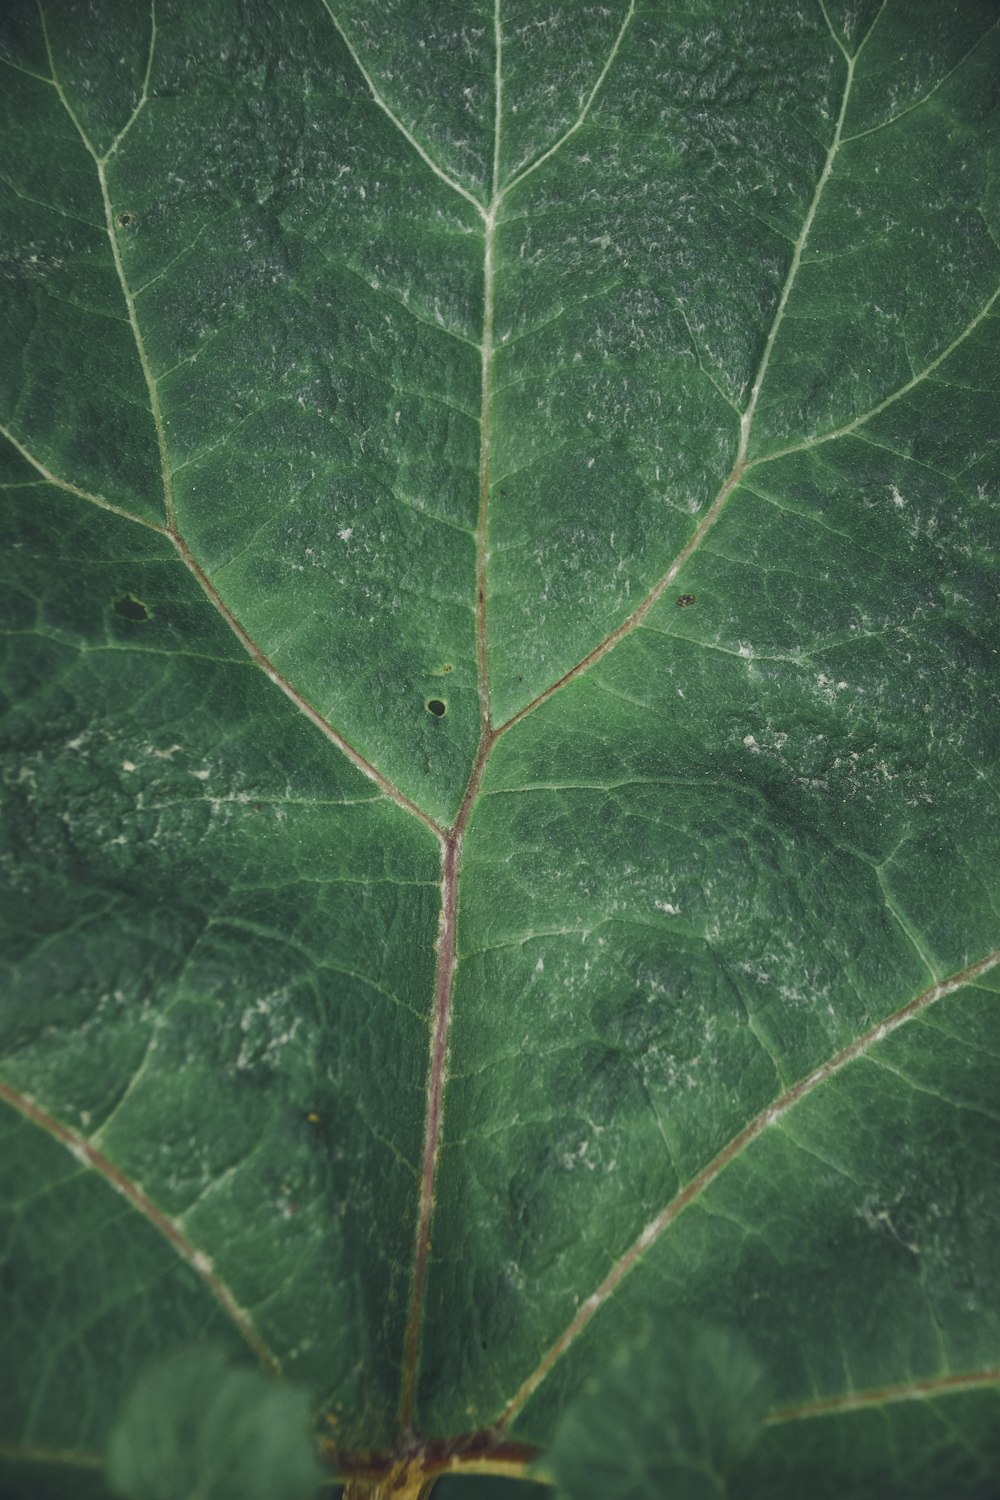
[1, 1, 999, 1496]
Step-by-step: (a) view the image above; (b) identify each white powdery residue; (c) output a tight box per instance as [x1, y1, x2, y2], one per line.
[817, 674, 849, 700]
[636, 1220, 659, 1252]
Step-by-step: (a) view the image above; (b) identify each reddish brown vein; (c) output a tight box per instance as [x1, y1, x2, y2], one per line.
[398, 18, 504, 1417]
[328, 1433, 538, 1495]
[767, 1366, 1000, 1425]
[494, 947, 1000, 1428]
[0, 1077, 277, 1370]
[332, 1365, 1000, 1488]
[400, 730, 498, 1428]
[400, 831, 462, 1429]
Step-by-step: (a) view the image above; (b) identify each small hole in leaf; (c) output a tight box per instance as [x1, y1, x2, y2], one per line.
[426, 698, 447, 717]
[114, 593, 150, 621]
[676, 593, 696, 607]
[116, 211, 135, 228]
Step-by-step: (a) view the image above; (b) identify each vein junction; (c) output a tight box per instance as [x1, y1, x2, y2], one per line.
[4, 0, 998, 1465]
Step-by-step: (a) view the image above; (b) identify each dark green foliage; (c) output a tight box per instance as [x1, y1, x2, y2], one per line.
[540, 1321, 769, 1500]
[107, 1347, 322, 1500]
[2, 2, 998, 1496]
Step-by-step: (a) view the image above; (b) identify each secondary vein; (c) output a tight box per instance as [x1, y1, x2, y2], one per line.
[317, 0, 487, 220]
[739, 1, 860, 458]
[490, 4, 867, 738]
[493, 947, 1000, 1428]
[0, 1077, 278, 1371]
[39, 1, 176, 530]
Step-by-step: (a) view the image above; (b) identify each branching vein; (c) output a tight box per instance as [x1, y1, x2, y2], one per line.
[0, 1076, 278, 1371]
[503, 0, 636, 198]
[317, 0, 487, 219]
[494, 947, 1000, 1427]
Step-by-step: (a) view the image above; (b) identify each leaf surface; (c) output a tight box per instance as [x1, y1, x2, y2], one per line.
[2, 1, 999, 1496]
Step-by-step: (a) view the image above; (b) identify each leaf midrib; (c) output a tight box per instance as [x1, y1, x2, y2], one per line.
[4, 0, 1000, 1454]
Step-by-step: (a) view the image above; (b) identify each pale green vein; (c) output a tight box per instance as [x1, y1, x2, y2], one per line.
[866, 1051, 1000, 1127]
[88, 1028, 159, 1147]
[39, 0, 174, 528]
[753, 287, 1000, 466]
[0, 51, 54, 85]
[310, 241, 483, 350]
[0, 421, 164, 530]
[675, 300, 743, 415]
[392, 487, 476, 537]
[103, 0, 157, 161]
[317, 0, 487, 219]
[0, 423, 445, 839]
[492, 0, 503, 201]
[493, 283, 621, 351]
[0, 167, 102, 229]
[842, 18, 1000, 145]
[205, 914, 427, 1023]
[481, 776, 709, 796]
[739, 0, 869, 455]
[502, 0, 636, 199]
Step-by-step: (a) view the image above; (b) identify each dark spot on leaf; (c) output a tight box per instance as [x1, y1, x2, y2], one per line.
[426, 698, 447, 717]
[114, 593, 150, 621]
[116, 211, 135, 228]
[676, 594, 696, 607]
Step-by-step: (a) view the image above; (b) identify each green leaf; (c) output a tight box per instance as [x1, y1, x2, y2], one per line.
[2, 2, 999, 1498]
[538, 1320, 769, 1500]
[107, 1345, 322, 1500]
